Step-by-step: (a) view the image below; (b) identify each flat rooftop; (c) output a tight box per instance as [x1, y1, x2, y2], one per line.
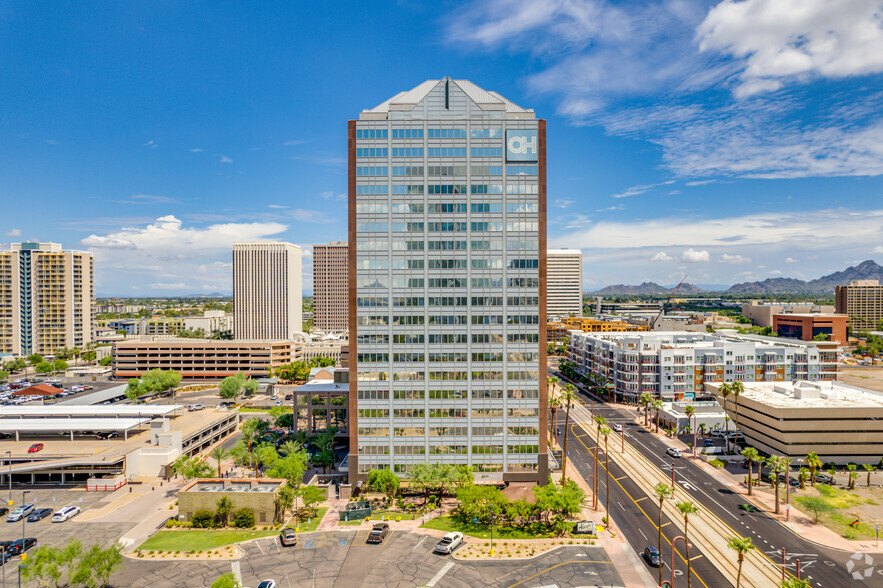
[710, 381, 883, 410]
[0, 405, 182, 418]
[0, 417, 150, 432]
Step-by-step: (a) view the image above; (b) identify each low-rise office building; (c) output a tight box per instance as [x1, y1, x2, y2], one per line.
[112, 338, 344, 379]
[708, 380, 883, 464]
[560, 316, 649, 333]
[567, 331, 838, 403]
[286, 368, 349, 437]
[773, 313, 848, 342]
[178, 479, 286, 524]
[742, 301, 835, 328]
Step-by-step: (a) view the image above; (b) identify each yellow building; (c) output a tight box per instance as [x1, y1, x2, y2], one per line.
[560, 316, 649, 333]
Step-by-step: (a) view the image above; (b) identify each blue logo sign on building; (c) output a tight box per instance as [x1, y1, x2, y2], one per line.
[506, 129, 538, 162]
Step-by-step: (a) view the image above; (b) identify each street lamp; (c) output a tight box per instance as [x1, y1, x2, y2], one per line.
[670, 536, 693, 588]
[21, 491, 29, 550]
[5, 451, 10, 502]
[690, 413, 697, 459]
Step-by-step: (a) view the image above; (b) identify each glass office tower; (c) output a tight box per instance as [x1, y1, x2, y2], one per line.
[348, 78, 548, 484]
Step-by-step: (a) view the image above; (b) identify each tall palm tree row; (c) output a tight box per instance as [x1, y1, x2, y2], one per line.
[549, 395, 562, 447]
[654, 483, 674, 587]
[560, 383, 576, 482]
[652, 398, 663, 434]
[730, 380, 745, 451]
[640, 392, 652, 427]
[727, 536, 755, 588]
[677, 500, 700, 588]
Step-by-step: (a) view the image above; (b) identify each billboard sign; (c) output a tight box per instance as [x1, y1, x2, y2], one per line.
[506, 129, 538, 162]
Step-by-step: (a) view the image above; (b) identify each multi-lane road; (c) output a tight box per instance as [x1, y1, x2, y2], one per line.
[553, 368, 883, 588]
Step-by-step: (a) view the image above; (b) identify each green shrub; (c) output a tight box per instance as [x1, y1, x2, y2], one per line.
[192, 510, 214, 528]
[233, 508, 256, 528]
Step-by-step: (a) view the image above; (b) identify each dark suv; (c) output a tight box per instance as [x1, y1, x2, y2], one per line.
[366, 523, 389, 544]
[7, 538, 37, 556]
[643, 546, 661, 567]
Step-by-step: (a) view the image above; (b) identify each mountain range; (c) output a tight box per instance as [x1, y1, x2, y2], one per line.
[591, 260, 883, 295]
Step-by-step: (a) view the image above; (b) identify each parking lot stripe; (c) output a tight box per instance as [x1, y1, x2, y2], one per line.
[413, 536, 427, 551]
[427, 562, 454, 587]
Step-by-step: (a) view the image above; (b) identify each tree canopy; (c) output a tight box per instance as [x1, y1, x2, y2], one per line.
[125, 369, 182, 402]
[274, 356, 337, 382]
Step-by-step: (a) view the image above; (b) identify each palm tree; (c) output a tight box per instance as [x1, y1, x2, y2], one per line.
[863, 463, 875, 487]
[560, 383, 576, 482]
[652, 399, 663, 433]
[549, 395, 562, 446]
[766, 456, 784, 514]
[798, 467, 809, 490]
[727, 536, 755, 588]
[731, 381, 744, 450]
[684, 404, 695, 443]
[210, 447, 229, 478]
[719, 383, 732, 451]
[599, 425, 611, 523]
[654, 483, 674, 587]
[591, 415, 606, 510]
[847, 463, 858, 490]
[741, 447, 760, 496]
[805, 452, 822, 487]
[676, 500, 700, 588]
[698, 423, 708, 438]
[640, 392, 652, 427]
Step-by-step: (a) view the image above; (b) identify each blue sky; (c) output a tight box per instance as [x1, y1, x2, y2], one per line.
[1, 0, 881, 295]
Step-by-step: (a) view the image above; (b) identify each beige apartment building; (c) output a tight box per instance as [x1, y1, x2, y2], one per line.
[708, 380, 883, 464]
[741, 300, 835, 328]
[0, 242, 94, 356]
[312, 241, 348, 333]
[836, 280, 883, 332]
[547, 249, 583, 318]
[112, 337, 344, 379]
[233, 242, 302, 340]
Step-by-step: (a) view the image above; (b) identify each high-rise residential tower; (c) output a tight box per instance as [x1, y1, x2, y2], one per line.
[349, 78, 547, 484]
[312, 242, 348, 333]
[547, 249, 583, 318]
[233, 242, 302, 340]
[0, 242, 94, 356]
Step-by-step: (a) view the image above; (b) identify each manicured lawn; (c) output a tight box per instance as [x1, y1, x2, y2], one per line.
[286, 507, 328, 533]
[138, 530, 277, 551]
[238, 407, 269, 413]
[338, 519, 365, 526]
[420, 516, 554, 539]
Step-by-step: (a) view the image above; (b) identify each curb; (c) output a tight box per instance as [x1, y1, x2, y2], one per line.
[451, 540, 604, 562]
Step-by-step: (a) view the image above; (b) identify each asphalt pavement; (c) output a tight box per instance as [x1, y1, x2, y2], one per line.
[554, 368, 883, 588]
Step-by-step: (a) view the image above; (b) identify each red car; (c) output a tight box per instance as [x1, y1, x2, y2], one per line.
[27, 443, 43, 453]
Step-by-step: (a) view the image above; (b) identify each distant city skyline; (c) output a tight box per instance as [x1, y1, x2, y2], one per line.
[2, 1, 881, 296]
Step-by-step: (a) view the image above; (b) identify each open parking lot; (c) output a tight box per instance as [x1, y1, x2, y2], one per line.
[119, 530, 623, 588]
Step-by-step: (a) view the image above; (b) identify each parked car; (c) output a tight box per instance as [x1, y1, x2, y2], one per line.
[778, 473, 800, 487]
[95, 432, 119, 440]
[814, 472, 835, 485]
[6, 538, 37, 556]
[666, 447, 682, 458]
[7, 504, 35, 522]
[434, 532, 463, 554]
[284, 394, 293, 401]
[367, 523, 390, 544]
[187, 403, 205, 412]
[739, 459, 750, 469]
[27, 508, 53, 523]
[280, 528, 297, 546]
[643, 546, 661, 567]
[0, 507, 7, 516]
[27, 443, 43, 453]
[612, 423, 623, 433]
[52, 506, 80, 523]
[256, 581, 276, 588]
[704, 440, 716, 447]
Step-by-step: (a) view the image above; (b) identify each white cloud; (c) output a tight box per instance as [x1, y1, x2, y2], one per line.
[115, 194, 177, 205]
[553, 199, 574, 208]
[189, 148, 204, 153]
[651, 251, 674, 262]
[448, 0, 883, 179]
[5, 229, 21, 237]
[81, 215, 288, 294]
[769, 270, 783, 275]
[144, 140, 157, 149]
[612, 180, 675, 199]
[873, 246, 883, 254]
[319, 191, 346, 201]
[283, 140, 308, 146]
[267, 204, 288, 209]
[698, 0, 883, 98]
[720, 253, 751, 265]
[218, 155, 233, 164]
[785, 257, 799, 262]
[682, 248, 710, 263]
[46, 139, 59, 145]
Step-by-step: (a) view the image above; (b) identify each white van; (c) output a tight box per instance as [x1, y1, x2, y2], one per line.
[52, 506, 80, 523]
